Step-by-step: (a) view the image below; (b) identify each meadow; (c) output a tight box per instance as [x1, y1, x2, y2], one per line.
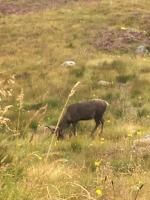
[0, 0, 150, 199]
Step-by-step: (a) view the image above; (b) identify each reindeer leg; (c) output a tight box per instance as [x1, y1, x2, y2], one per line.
[99, 118, 104, 136]
[69, 122, 77, 138]
[72, 122, 77, 137]
[57, 129, 65, 140]
[91, 120, 100, 138]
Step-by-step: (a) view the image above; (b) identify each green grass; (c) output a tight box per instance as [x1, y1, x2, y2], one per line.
[0, 0, 150, 199]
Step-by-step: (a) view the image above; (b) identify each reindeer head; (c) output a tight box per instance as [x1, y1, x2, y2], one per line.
[45, 125, 65, 140]
[57, 128, 65, 140]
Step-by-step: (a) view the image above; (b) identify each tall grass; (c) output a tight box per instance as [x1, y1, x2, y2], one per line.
[46, 81, 80, 161]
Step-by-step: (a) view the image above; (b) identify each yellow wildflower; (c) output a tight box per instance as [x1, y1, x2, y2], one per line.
[136, 130, 142, 135]
[100, 138, 105, 144]
[128, 133, 133, 137]
[106, 120, 111, 123]
[95, 160, 101, 167]
[54, 141, 58, 146]
[121, 27, 127, 30]
[132, 181, 144, 191]
[96, 188, 103, 196]
[138, 181, 144, 185]
[132, 185, 140, 191]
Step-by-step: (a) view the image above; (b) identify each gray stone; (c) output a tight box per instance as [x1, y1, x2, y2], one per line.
[98, 80, 113, 86]
[133, 134, 150, 157]
[62, 61, 76, 67]
[135, 45, 148, 55]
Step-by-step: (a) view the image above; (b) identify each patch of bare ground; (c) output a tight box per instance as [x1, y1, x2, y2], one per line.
[0, 0, 99, 14]
[0, 0, 74, 14]
[93, 26, 150, 52]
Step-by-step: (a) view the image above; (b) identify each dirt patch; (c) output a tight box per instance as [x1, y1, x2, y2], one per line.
[0, 0, 74, 14]
[0, 2, 24, 14]
[15, 72, 31, 80]
[93, 27, 150, 52]
[140, 67, 150, 73]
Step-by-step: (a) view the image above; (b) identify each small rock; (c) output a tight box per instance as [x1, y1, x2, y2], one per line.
[136, 134, 150, 144]
[62, 61, 76, 67]
[135, 45, 148, 55]
[98, 80, 113, 86]
[133, 134, 150, 156]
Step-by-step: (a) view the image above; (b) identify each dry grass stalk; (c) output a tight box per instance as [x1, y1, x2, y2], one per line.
[47, 186, 52, 200]
[16, 88, 24, 136]
[111, 180, 115, 200]
[45, 81, 80, 162]
[134, 184, 144, 200]
[72, 182, 96, 200]
[0, 75, 14, 131]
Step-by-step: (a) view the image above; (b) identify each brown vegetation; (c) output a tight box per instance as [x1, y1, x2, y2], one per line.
[93, 27, 150, 52]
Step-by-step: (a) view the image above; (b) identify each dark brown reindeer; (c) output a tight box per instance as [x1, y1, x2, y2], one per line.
[47, 99, 109, 140]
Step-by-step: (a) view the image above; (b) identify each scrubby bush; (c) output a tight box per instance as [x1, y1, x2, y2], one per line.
[111, 159, 135, 174]
[116, 74, 136, 83]
[137, 107, 150, 118]
[70, 66, 85, 78]
[71, 140, 82, 153]
[29, 120, 38, 132]
[0, 145, 13, 166]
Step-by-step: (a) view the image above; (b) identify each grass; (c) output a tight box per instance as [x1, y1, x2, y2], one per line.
[0, 0, 150, 199]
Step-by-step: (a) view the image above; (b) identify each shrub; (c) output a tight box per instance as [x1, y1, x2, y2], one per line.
[70, 66, 85, 78]
[131, 89, 142, 98]
[116, 74, 136, 83]
[6, 165, 24, 181]
[47, 98, 60, 108]
[111, 59, 126, 68]
[103, 92, 120, 102]
[142, 155, 150, 170]
[97, 59, 127, 73]
[24, 102, 43, 110]
[137, 107, 150, 118]
[24, 98, 60, 110]
[29, 120, 38, 132]
[112, 108, 124, 118]
[46, 114, 59, 125]
[0, 145, 13, 166]
[111, 159, 135, 174]
[71, 141, 82, 153]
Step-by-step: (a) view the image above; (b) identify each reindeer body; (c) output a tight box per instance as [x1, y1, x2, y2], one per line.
[57, 99, 109, 139]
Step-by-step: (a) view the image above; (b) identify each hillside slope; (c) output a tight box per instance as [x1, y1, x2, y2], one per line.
[0, 0, 150, 200]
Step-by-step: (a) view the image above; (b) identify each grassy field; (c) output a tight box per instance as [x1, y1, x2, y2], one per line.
[0, 0, 150, 199]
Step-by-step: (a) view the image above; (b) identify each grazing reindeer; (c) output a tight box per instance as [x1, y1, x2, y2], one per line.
[47, 99, 109, 140]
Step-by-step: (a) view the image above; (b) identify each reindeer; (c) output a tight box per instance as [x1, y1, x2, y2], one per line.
[47, 99, 109, 140]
